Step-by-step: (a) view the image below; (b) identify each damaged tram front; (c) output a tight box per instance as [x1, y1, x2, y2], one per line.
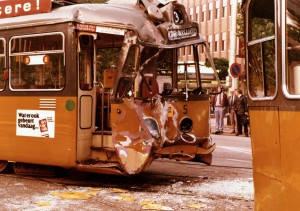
[98, 0, 218, 175]
[0, 0, 219, 176]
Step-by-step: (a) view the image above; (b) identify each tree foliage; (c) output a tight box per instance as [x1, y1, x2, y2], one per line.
[205, 57, 229, 80]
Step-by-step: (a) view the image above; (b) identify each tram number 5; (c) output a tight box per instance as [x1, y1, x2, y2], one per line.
[183, 105, 188, 114]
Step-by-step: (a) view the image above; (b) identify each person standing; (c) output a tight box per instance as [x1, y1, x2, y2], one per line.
[212, 87, 228, 134]
[227, 88, 237, 134]
[235, 89, 249, 137]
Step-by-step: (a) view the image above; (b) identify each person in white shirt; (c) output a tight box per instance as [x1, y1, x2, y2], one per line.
[212, 86, 228, 134]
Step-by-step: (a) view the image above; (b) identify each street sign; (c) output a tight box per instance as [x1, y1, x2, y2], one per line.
[230, 63, 242, 78]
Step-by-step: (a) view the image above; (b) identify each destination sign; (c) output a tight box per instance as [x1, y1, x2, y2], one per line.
[76, 23, 126, 35]
[0, 0, 51, 19]
[168, 27, 198, 41]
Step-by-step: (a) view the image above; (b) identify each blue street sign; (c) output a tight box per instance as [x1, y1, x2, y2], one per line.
[230, 63, 241, 78]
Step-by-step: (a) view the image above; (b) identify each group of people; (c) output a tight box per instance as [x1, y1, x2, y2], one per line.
[212, 87, 249, 137]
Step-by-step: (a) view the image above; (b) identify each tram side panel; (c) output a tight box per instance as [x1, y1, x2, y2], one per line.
[0, 96, 77, 168]
[0, 23, 78, 168]
[279, 109, 300, 209]
[248, 107, 283, 210]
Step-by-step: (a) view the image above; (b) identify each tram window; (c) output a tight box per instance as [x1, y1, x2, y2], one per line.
[0, 39, 5, 90]
[247, 0, 276, 98]
[285, 1, 300, 95]
[123, 45, 139, 75]
[96, 48, 121, 83]
[176, 47, 199, 92]
[248, 0, 275, 41]
[115, 46, 139, 98]
[9, 33, 65, 91]
[95, 33, 123, 86]
[79, 35, 94, 90]
[157, 49, 173, 77]
[139, 47, 172, 95]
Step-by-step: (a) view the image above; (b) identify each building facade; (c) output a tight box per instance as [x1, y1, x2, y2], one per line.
[177, 0, 242, 64]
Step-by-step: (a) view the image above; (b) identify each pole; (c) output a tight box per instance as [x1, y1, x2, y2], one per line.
[229, 0, 239, 90]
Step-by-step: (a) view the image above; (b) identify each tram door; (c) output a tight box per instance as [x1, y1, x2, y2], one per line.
[77, 34, 96, 161]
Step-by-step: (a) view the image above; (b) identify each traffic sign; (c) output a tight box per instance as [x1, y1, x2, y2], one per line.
[230, 63, 242, 78]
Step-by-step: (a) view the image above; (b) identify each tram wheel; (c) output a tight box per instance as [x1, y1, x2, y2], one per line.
[0, 160, 8, 173]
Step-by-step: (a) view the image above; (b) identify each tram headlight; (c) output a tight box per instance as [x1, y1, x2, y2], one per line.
[179, 117, 193, 133]
[143, 117, 160, 139]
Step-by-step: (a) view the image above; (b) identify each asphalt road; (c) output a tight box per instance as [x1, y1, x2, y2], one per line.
[211, 134, 252, 169]
[0, 131, 254, 210]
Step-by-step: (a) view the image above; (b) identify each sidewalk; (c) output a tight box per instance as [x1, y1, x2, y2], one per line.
[210, 116, 250, 137]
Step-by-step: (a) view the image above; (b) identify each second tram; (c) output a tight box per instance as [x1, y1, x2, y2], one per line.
[244, 0, 300, 209]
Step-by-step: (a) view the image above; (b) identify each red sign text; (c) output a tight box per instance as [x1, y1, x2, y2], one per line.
[0, 0, 51, 18]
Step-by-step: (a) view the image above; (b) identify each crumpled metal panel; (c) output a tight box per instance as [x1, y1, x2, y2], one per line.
[111, 95, 213, 174]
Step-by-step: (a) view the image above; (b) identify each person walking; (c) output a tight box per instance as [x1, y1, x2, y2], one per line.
[228, 88, 237, 134]
[235, 89, 249, 137]
[212, 86, 228, 134]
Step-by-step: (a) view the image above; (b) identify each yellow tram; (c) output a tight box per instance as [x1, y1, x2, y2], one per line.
[244, 0, 300, 209]
[0, 0, 219, 176]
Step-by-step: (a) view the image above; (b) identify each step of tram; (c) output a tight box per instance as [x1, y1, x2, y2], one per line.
[92, 131, 113, 148]
[90, 143, 118, 162]
[77, 163, 123, 175]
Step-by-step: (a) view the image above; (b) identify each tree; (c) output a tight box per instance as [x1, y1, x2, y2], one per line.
[205, 58, 229, 80]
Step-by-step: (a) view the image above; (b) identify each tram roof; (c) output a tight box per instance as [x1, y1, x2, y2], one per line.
[0, 3, 205, 48]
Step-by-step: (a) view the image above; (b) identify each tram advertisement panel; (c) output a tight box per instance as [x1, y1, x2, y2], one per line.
[0, 0, 51, 19]
[16, 110, 55, 138]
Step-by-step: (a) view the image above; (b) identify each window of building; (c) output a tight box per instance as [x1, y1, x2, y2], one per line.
[201, 4, 206, 22]
[215, 8, 219, 19]
[196, 6, 200, 22]
[10, 33, 65, 91]
[221, 32, 226, 51]
[188, 46, 192, 55]
[189, 7, 194, 20]
[215, 0, 220, 19]
[208, 35, 213, 52]
[222, 0, 227, 17]
[198, 45, 204, 54]
[214, 34, 219, 52]
[208, 2, 213, 21]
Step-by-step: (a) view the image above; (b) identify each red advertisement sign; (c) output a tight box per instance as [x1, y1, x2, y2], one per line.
[0, 0, 51, 19]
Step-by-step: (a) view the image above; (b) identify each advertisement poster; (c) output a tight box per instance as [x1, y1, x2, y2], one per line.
[16, 110, 55, 138]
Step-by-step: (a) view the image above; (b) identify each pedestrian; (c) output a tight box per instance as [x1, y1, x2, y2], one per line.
[235, 89, 249, 137]
[227, 88, 237, 134]
[212, 86, 228, 134]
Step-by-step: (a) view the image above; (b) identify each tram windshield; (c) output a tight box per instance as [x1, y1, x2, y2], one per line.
[115, 44, 218, 99]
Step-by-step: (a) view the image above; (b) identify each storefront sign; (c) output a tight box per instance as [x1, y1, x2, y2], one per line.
[0, 0, 51, 18]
